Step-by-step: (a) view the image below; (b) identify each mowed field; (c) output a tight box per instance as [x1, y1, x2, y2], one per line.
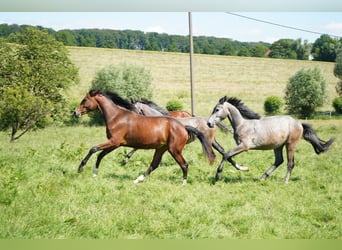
[67, 46, 338, 115]
[0, 47, 341, 239]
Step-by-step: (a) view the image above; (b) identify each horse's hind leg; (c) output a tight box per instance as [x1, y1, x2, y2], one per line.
[260, 146, 284, 180]
[169, 151, 189, 185]
[284, 145, 295, 184]
[122, 148, 138, 165]
[133, 147, 167, 184]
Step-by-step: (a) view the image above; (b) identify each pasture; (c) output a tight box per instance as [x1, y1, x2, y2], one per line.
[0, 47, 341, 239]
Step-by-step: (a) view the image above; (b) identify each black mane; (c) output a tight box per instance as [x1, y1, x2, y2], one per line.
[91, 89, 136, 111]
[220, 96, 261, 119]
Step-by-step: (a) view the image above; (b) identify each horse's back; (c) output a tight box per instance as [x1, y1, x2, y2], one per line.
[245, 115, 303, 149]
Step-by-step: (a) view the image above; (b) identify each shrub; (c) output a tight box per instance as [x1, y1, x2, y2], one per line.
[264, 96, 283, 115]
[166, 100, 183, 111]
[89, 63, 153, 125]
[332, 97, 342, 114]
[285, 67, 328, 118]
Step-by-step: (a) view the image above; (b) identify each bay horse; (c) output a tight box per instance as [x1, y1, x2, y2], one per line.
[207, 96, 335, 183]
[125, 99, 231, 170]
[74, 89, 215, 184]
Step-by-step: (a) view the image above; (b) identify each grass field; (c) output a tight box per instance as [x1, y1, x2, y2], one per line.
[0, 47, 341, 239]
[67, 47, 338, 116]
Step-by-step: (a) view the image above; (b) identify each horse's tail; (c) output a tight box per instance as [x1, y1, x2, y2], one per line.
[185, 125, 216, 164]
[301, 123, 335, 154]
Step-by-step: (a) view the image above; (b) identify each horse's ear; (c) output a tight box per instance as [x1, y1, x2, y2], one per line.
[89, 89, 101, 97]
[219, 96, 227, 104]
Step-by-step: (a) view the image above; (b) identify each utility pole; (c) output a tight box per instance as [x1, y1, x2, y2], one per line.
[188, 12, 195, 116]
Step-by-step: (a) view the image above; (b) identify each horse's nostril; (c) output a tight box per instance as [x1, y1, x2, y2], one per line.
[73, 111, 81, 118]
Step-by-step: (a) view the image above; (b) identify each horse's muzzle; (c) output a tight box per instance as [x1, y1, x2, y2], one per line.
[73, 110, 82, 118]
[207, 121, 215, 128]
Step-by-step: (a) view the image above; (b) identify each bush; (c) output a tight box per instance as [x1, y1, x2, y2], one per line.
[264, 96, 283, 115]
[90, 63, 153, 125]
[285, 67, 328, 118]
[166, 100, 183, 111]
[332, 97, 342, 114]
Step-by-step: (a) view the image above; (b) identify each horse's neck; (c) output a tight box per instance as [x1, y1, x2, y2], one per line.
[141, 103, 163, 116]
[96, 96, 126, 122]
[226, 103, 245, 129]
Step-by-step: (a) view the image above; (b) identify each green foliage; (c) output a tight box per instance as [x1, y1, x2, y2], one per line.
[91, 63, 153, 100]
[285, 67, 328, 117]
[89, 63, 153, 125]
[249, 43, 269, 57]
[311, 34, 338, 62]
[334, 51, 342, 80]
[269, 38, 311, 60]
[0, 27, 79, 141]
[264, 96, 284, 115]
[334, 52, 342, 97]
[332, 97, 342, 114]
[166, 99, 183, 111]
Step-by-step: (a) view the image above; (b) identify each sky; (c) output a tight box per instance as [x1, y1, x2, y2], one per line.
[1, 12, 342, 43]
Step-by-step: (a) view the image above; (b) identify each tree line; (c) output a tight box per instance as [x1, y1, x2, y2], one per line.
[0, 23, 341, 62]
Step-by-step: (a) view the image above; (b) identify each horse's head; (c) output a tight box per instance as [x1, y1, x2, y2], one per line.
[207, 96, 229, 128]
[74, 89, 101, 117]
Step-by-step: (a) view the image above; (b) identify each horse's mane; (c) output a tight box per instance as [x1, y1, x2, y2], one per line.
[134, 98, 170, 115]
[220, 96, 261, 119]
[90, 89, 136, 111]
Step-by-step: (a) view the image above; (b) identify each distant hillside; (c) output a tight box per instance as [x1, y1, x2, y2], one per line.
[0, 23, 317, 61]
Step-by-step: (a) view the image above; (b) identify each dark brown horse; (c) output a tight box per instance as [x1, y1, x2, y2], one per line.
[74, 89, 215, 184]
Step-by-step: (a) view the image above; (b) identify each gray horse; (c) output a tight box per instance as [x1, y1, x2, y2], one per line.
[207, 96, 335, 183]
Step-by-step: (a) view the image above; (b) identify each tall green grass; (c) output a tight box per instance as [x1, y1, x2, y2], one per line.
[0, 121, 341, 239]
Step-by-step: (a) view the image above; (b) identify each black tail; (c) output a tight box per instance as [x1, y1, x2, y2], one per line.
[302, 123, 335, 154]
[185, 125, 216, 164]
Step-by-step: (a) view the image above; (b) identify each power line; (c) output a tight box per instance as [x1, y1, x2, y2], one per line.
[226, 12, 341, 40]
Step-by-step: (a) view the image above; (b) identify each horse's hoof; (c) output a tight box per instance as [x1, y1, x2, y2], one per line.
[240, 166, 249, 171]
[260, 175, 267, 181]
[133, 174, 145, 184]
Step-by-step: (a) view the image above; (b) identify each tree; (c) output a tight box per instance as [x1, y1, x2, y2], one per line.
[269, 39, 297, 59]
[285, 67, 328, 117]
[220, 42, 235, 56]
[249, 43, 268, 57]
[311, 34, 337, 62]
[90, 63, 153, 125]
[0, 28, 79, 141]
[334, 51, 342, 96]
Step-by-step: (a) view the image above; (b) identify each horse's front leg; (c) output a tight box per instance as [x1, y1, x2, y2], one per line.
[122, 148, 138, 165]
[78, 140, 117, 174]
[93, 146, 116, 177]
[216, 144, 248, 181]
[78, 146, 99, 173]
